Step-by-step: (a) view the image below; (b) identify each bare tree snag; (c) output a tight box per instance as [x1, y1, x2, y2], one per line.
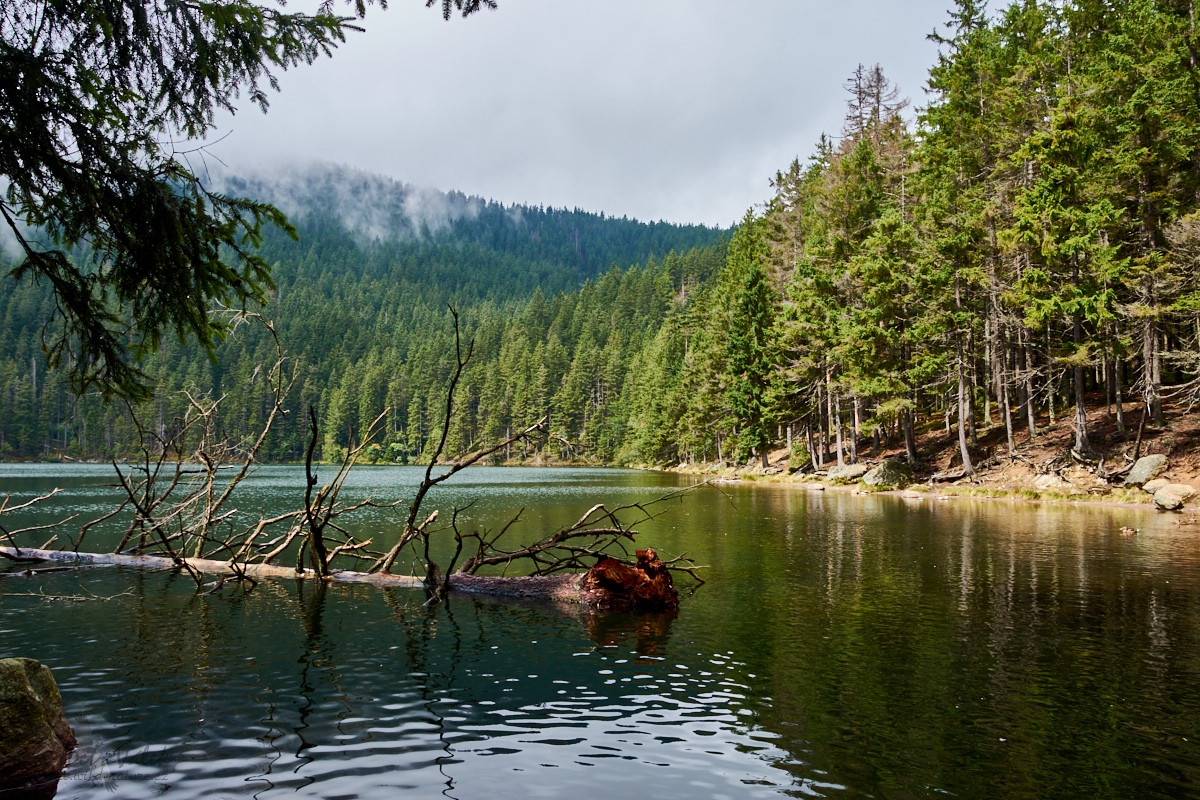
[0, 308, 705, 608]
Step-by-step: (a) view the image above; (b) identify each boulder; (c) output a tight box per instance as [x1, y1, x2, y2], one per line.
[863, 458, 911, 489]
[1142, 478, 1169, 494]
[0, 658, 76, 792]
[1033, 473, 1070, 492]
[827, 463, 869, 482]
[901, 489, 923, 500]
[1124, 454, 1169, 488]
[1164, 483, 1197, 502]
[1154, 488, 1185, 511]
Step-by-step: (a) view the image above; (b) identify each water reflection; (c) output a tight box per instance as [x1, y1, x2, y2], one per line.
[1, 467, 1199, 799]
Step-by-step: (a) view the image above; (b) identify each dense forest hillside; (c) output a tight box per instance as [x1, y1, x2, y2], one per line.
[4, 0, 1200, 473]
[0, 165, 726, 461]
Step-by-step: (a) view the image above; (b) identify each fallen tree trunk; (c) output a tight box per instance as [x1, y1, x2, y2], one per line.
[450, 550, 679, 611]
[0, 547, 680, 610]
[0, 547, 423, 589]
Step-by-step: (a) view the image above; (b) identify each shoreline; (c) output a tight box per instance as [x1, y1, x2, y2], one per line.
[3, 458, 1196, 516]
[654, 463, 1200, 515]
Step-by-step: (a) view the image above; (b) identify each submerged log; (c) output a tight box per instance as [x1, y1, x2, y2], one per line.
[0, 547, 680, 610]
[0, 547, 425, 588]
[450, 549, 679, 611]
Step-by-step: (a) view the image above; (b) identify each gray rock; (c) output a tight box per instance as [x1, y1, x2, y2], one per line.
[1124, 454, 1169, 487]
[901, 489, 923, 499]
[0, 658, 76, 791]
[1154, 488, 1185, 511]
[1164, 483, 1197, 502]
[1142, 478, 1169, 494]
[1033, 473, 1070, 492]
[827, 464, 869, 482]
[863, 458, 911, 489]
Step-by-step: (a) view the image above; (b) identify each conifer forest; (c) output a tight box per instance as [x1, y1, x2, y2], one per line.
[3, 0, 1200, 474]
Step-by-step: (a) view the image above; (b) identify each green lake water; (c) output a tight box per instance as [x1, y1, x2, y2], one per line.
[1, 464, 1198, 799]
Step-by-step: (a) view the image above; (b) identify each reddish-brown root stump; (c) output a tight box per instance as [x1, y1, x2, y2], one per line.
[578, 548, 679, 611]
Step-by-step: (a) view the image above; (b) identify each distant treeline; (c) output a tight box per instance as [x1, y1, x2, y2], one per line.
[4, 0, 1200, 469]
[0, 199, 727, 462]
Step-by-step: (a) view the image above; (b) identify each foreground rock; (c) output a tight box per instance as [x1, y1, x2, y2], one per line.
[863, 458, 911, 489]
[0, 658, 76, 793]
[1125, 454, 1169, 488]
[1154, 488, 1186, 510]
[828, 464, 869, 482]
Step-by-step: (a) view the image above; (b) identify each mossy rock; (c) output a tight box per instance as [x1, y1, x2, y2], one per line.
[1124, 454, 1168, 488]
[863, 458, 912, 489]
[828, 464, 869, 483]
[0, 658, 76, 790]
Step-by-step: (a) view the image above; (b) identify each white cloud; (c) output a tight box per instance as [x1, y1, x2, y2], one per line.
[204, 0, 951, 226]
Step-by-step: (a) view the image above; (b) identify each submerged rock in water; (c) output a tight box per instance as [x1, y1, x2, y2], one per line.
[0, 658, 76, 793]
[578, 549, 679, 612]
[863, 458, 911, 489]
[1125, 455, 1169, 488]
[828, 464, 869, 482]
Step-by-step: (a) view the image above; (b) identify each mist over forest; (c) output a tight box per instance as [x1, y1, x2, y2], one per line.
[0, 163, 727, 462]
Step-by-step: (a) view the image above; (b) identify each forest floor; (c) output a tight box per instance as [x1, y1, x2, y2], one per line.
[669, 393, 1200, 515]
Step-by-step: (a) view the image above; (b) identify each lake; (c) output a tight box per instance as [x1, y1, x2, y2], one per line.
[1, 464, 1198, 799]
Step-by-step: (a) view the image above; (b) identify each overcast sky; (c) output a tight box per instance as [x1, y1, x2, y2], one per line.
[208, 0, 954, 227]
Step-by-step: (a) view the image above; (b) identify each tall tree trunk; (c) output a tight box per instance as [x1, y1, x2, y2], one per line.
[1142, 318, 1159, 424]
[994, 316, 1015, 457]
[1104, 342, 1114, 419]
[957, 336, 975, 477]
[1015, 329, 1031, 439]
[944, 390, 952, 438]
[817, 377, 827, 466]
[984, 316, 993, 426]
[806, 424, 819, 472]
[850, 396, 859, 464]
[1114, 349, 1125, 435]
[903, 406, 918, 464]
[966, 327, 978, 446]
[833, 391, 844, 468]
[1073, 312, 1090, 453]
[1023, 335, 1037, 439]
